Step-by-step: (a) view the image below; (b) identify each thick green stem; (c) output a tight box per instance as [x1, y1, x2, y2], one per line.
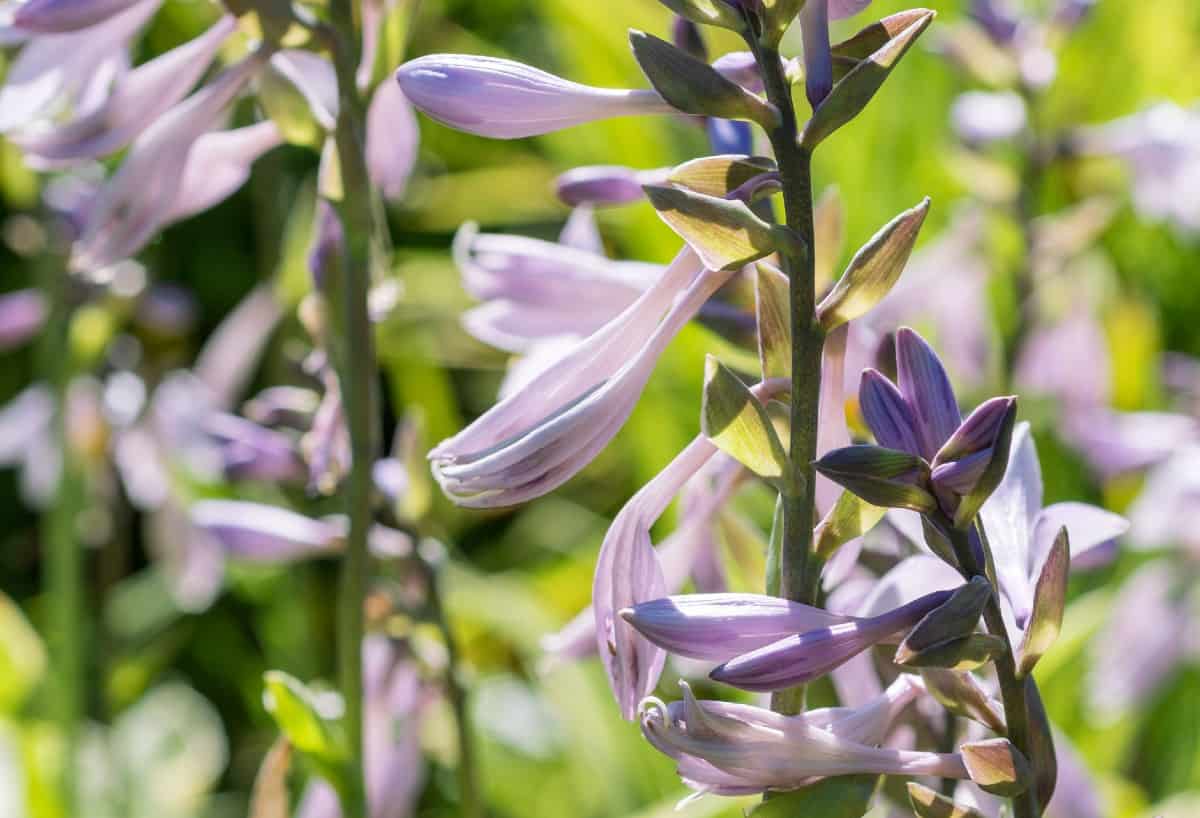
[948, 524, 1040, 818]
[754, 43, 826, 717]
[327, 4, 380, 816]
[38, 265, 85, 815]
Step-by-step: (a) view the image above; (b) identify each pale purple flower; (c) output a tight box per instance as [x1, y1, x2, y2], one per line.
[555, 165, 667, 208]
[1015, 308, 1110, 411]
[190, 500, 344, 562]
[12, 14, 236, 163]
[0, 289, 47, 350]
[622, 593, 858, 663]
[1062, 407, 1197, 478]
[202, 412, 307, 484]
[395, 54, 675, 139]
[70, 51, 267, 272]
[431, 247, 728, 507]
[711, 51, 761, 93]
[271, 49, 339, 130]
[11, 0, 145, 32]
[705, 589, 953, 691]
[164, 122, 285, 225]
[640, 676, 967, 797]
[453, 221, 659, 354]
[366, 77, 419, 200]
[952, 90, 1028, 145]
[297, 636, 427, 818]
[1126, 445, 1200, 557]
[0, 0, 159, 132]
[1074, 102, 1200, 233]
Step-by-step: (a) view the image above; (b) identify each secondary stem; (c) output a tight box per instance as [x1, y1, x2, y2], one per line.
[328, 3, 381, 815]
[755, 43, 826, 716]
[39, 264, 85, 815]
[948, 524, 1040, 818]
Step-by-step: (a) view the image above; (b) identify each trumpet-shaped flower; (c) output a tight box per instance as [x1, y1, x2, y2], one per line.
[396, 54, 675, 139]
[12, 0, 146, 32]
[12, 14, 236, 163]
[431, 247, 728, 507]
[640, 676, 967, 797]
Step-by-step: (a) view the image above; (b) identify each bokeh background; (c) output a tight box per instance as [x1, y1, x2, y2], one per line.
[2, 0, 1199, 816]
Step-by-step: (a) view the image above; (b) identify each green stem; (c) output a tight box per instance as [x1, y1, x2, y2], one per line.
[327, 3, 380, 816]
[754, 43, 826, 717]
[38, 265, 85, 815]
[947, 523, 1040, 818]
[1004, 86, 1044, 381]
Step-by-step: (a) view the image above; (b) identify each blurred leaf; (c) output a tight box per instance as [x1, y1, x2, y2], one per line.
[0, 591, 46, 714]
[262, 671, 346, 768]
[747, 775, 878, 818]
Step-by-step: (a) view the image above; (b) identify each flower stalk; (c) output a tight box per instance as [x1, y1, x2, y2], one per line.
[750, 38, 826, 716]
[326, 2, 381, 815]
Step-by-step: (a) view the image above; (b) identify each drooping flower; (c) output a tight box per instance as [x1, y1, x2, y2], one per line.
[431, 247, 731, 508]
[640, 677, 968, 797]
[395, 54, 676, 139]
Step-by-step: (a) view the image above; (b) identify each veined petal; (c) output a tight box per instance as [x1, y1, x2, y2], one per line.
[12, 0, 145, 32]
[895, 326, 961, 459]
[979, 422, 1041, 620]
[622, 593, 856, 662]
[859, 368, 922, 456]
[396, 54, 675, 139]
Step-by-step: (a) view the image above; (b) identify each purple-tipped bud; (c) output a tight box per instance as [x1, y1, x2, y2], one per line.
[800, 0, 833, 108]
[932, 395, 1017, 525]
[708, 589, 954, 691]
[555, 165, 657, 207]
[895, 326, 961, 459]
[621, 593, 855, 662]
[859, 368, 923, 456]
[395, 54, 674, 140]
[12, 0, 145, 32]
[0, 289, 48, 351]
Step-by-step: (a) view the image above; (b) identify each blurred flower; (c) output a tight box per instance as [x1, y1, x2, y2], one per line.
[1074, 102, 1200, 233]
[202, 412, 308, 484]
[190, 500, 344, 562]
[951, 90, 1027, 145]
[1126, 445, 1200, 557]
[0, 289, 47, 351]
[11, 14, 236, 164]
[555, 165, 667, 208]
[1015, 307, 1109, 411]
[1061, 408, 1197, 478]
[11, 0, 146, 32]
[431, 247, 729, 507]
[640, 676, 967, 797]
[396, 54, 675, 139]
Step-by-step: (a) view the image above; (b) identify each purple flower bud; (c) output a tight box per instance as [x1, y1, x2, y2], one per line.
[708, 589, 953, 691]
[706, 117, 753, 154]
[203, 412, 307, 483]
[622, 593, 856, 662]
[859, 368, 923, 456]
[930, 395, 1017, 497]
[12, 0, 146, 33]
[555, 165, 660, 207]
[895, 326, 961, 459]
[395, 54, 675, 139]
[800, 0, 833, 108]
[711, 51, 761, 93]
[968, 0, 1020, 45]
[0, 289, 47, 351]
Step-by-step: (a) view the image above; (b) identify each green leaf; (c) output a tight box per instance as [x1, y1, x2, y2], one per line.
[813, 490, 886, 559]
[669, 154, 778, 199]
[644, 184, 781, 271]
[262, 671, 346, 764]
[755, 261, 791, 382]
[765, 493, 784, 597]
[801, 9, 936, 148]
[0, 590, 46, 714]
[655, 0, 746, 32]
[961, 738, 1032, 798]
[1017, 526, 1069, 676]
[701, 356, 789, 481]
[813, 445, 936, 513]
[813, 185, 846, 293]
[920, 668, 1006, 733]
[747, 775, 879, 818]
[817, 197, 931, 331]
[898, 633, 1006, 671]
[895, 576, 991, 665]
[907, 781, 987, 818]
[630, 30, 777, 126]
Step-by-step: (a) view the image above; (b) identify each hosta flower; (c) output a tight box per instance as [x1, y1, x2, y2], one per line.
[11, 0, 146, 32]
[640, 677, 968, 796]
[555, 165, 668, 208]
[190, 500, 344, 562]
[0, 289, 47, 351]
[431, 247, 731, 508]
[12, 13, 236, 163]
[70, 51, 269, 272]
[0, 0, 160, 132]
[396, 54, 675, 139]
[703, 589, 953, 691]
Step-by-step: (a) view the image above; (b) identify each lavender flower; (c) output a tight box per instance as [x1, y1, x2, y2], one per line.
[431, 248, 731, 507]
[396, 54, 676, 139]
[11, 0, 146, 32]
[0, 289, 47, 351]
[190, 500, 344, 563]
[555, 165, 667, 208]
[640, 677, 968, 796]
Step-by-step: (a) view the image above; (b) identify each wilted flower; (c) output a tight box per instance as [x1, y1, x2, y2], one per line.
[640, 676, 969, 797]
[396, 54, 675, 139]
